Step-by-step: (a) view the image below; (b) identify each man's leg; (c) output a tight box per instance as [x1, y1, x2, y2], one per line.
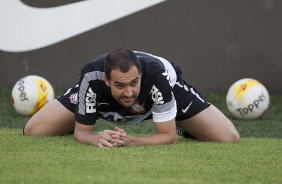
[176, 104, 240, 143]
[24, 99, 75, 136]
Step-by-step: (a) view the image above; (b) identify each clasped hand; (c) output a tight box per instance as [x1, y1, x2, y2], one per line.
[97, 127, 127, 148]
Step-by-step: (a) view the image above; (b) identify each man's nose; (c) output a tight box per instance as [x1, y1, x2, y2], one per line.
[124, 86, 133, 97]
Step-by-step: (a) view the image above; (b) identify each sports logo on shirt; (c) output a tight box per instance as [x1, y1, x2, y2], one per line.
[150, 85, 164, 105]
[85, 87, 96, 113]
[69, 92, 78, 105]
[162, 69, 172, 86]
[130, 101, 146, 114]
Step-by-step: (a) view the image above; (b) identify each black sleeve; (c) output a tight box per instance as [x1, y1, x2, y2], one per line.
[150, 69, 173, 106]
[74, 68, 100, 125]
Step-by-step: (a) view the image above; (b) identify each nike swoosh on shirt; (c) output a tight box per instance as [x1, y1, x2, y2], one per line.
[0, 0, 166, 52]
[182, 101, 193, 114]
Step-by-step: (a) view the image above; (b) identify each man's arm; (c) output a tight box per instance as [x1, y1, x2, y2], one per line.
[122, 119, 177, 146]
[73, 121, 125, 148]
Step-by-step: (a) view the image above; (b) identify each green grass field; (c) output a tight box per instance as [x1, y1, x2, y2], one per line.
[0, 87, 281, 184]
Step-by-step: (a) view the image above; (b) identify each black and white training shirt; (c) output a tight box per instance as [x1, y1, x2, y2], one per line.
[75, 51, 178, 125]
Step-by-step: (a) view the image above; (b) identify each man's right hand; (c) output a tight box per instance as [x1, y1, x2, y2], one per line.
[74, 122, 128, 148]
[111, 127, 127, 147]
[97, 129, 125, 148]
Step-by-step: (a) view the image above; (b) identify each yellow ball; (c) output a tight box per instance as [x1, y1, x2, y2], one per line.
[11, 75, 54, 116]
[226, 78, 270, 120]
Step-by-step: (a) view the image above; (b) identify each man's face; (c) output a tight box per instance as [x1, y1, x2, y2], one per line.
[105, 66, 141, 108]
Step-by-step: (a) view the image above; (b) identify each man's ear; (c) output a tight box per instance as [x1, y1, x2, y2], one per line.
[104, 75, 110, 87]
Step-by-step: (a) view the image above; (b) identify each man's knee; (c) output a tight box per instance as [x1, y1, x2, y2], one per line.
[197, 126, 240, 143]
[23, 123, 33, 135]
[219, 130, 240, 143]
[230, 131, 240, 143]
[23, 122, 41, 136]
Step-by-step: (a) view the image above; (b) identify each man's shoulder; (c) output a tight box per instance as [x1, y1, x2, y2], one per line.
[136, 52, 165, 76]
[80, 54, 106, 74]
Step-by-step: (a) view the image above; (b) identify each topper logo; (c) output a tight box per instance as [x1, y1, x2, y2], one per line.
[236, 92, 267, 116]
[17, 79, 28, 101]
[0, 0, 166, 52]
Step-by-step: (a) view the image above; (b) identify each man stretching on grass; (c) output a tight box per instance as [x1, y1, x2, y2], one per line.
[24, 49, 240, 148]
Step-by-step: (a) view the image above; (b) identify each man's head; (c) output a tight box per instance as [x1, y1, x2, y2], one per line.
[104, 49, 142, 108]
